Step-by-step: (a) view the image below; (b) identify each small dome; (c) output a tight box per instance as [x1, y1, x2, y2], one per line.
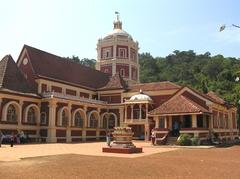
[129, 93, 152, 101]
[103, 29, 132, 40]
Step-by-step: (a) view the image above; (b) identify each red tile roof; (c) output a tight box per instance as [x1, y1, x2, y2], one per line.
[149, 94, 210, 115]
[128, 81, 181, 92]
[206, 91, 225, 105]
[99, 73, 127, 90]
[0, 55, 35, 94]
[21, 45, 110, 90]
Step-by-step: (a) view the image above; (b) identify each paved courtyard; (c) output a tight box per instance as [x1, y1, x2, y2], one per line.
[0, 143, 239, 179]
[0, 141, 177, 162]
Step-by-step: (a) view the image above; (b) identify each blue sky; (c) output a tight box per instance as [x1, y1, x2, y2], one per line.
[0, 0, 240, 60]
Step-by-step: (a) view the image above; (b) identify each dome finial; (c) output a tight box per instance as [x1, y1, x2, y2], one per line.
[140, 89, 143, 94]
[115, 11, 120, 21]
[114, 11, 122, 29]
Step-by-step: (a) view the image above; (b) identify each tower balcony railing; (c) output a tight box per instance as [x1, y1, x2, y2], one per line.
[42, 91, 107, 105]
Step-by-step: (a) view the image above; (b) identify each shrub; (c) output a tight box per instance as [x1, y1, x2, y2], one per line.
[177, 134, 192, 146]
[191, 136, 200, 146]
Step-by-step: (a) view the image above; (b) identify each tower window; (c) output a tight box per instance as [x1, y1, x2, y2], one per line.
[104, 69, 109, 73]
[102, 47, 112, 59]
[119, 48, 126, 58]
[120, 69, 125, 77]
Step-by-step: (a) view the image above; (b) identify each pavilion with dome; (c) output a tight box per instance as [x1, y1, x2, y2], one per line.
[0, 14, 238, 144]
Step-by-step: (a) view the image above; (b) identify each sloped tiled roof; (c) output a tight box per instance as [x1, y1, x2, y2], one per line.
[206, 91, 225, 105]
[99, 73, 127, 90]
[128, 81, 181, 92]
[21, 45, 110, 89]
[0, 55, 35, 94]
[149, 94, 210, 115]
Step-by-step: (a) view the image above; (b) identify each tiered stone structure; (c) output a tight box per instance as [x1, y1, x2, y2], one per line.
[96, 13, 140, 84]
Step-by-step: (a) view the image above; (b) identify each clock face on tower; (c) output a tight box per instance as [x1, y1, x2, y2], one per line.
[23, 58, 28, 65]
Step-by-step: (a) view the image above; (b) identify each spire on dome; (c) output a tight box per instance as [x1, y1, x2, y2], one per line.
[113, 11, 122, 29]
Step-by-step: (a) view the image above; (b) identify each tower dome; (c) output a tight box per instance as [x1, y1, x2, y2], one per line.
[96, 12, 140, 84]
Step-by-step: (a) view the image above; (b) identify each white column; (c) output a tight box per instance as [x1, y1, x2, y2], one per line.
[38, 81, 42, 94]
[154, 116, 159, 128]
[36, 103, 41, 137]
[139, 104, 142, 120]
[164, 116, 168, 128]
[131, 105, 133, 121]
[47, 100, 57, 143]
[146, 104, 148, 120]
[18, 100, 24, 128]
[129, 64, 132, 80]
[113, 44, 117, 59]
[124, 105, 127, 122]
[112, 61, 116, 76]
[192, 114, 197, 128]
[96, 107, 101, 140]
[119, 108, 124, 126]
[66, 103, 72, 143]
[82, 105, 87, 142]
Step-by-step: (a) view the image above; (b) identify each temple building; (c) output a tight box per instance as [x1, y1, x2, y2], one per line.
[0, 15, 238, 144]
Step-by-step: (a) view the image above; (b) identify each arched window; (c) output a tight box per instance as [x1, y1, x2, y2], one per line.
[40, 112, 47, 124]
[89, 113, 98, 128]
[103, 115, 108, 129]
[75, 111, 83, 127]
[27, 107, 36, 123]
[102, 113, 116, 129]
[62, 110, 68, 127]
[108, 114, 115, 129]
[7, 104, 17, 122]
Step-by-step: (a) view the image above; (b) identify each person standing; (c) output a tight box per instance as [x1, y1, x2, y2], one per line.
[151, 129, 156, 145]
[173, 121, 179, 136]
[10, 132, 14, 147]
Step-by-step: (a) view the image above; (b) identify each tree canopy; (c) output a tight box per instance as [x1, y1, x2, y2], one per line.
[139, 51, 240, 106]
[66, 55, 96, 69]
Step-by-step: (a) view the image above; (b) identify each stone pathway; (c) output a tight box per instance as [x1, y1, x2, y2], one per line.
[0, 141, 178, 162]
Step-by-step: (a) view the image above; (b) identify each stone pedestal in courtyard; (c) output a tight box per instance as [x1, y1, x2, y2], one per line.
[102, 127, 142, 154]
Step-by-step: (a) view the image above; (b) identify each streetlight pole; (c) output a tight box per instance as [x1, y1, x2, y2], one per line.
[220, 24, 240, 32]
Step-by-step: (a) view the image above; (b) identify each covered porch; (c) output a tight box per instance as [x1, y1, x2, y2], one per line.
[148, 93, 212, 144]
[153, 113, 211, 138]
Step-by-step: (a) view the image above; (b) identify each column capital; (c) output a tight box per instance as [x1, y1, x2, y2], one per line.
[68, 103, 72, 108]
[97, 107, 101, 113]
[19, 100, 24, 106]
[83, 105, 87, 111]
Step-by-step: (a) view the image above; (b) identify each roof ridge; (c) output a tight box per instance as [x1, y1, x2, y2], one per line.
[24, 44, 109, 77]
[129, 81, 179, 86]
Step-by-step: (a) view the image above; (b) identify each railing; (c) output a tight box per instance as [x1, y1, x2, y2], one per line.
[125, 119, 147, 123]
[42, 92, 107, 105]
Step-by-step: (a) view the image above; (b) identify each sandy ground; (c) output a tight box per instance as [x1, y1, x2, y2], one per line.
[0, 141, 177, 161]
[0, 143, 240, 179]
